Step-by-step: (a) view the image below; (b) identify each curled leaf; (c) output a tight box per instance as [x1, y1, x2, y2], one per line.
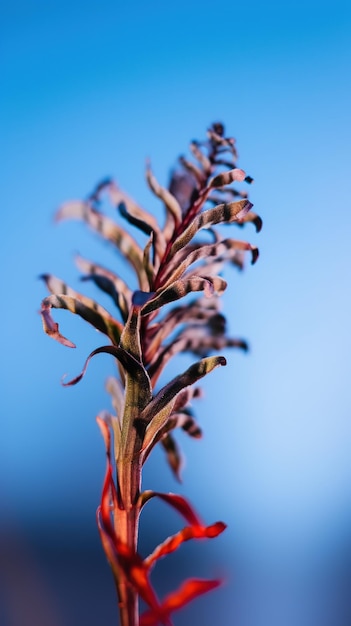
[40, 292, 122, 346]
[61, 344, 149, 387]
[40, 301, 76, 348]
[237, 210, 263, 232]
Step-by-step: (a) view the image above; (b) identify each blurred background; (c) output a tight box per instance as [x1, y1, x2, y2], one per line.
[1, 1, 351, 624]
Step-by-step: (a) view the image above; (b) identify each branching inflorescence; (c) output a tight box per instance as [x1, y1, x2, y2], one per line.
[40, 123, 261, 626]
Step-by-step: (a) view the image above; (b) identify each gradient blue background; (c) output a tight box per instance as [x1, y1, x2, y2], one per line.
[1, 1, 351, 624]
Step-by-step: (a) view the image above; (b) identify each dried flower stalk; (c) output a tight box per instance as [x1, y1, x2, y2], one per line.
[40, 123, 261, 626]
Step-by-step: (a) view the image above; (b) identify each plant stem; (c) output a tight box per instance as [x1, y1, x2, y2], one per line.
[115, 455, 142, 626]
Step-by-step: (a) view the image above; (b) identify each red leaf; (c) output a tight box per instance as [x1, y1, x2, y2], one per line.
[141, 491, 203, 527]
[140, 578, 221, 626]
[144, 521, 226, 570]
[140, 491, 226, 570]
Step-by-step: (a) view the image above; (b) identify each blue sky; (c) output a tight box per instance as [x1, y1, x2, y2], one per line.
[1, 1, 351, 624]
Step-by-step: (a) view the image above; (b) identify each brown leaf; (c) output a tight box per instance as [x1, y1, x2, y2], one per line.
[140, 356, 226, 454]
[170, 199, 253, 256]
[160, 433, 183, 482]
[189, 141, 212, 175]
[209, 167, 246, 188]
[56, 200, 148, 289]
[146, 163, 183, 229]
[75, 254, 132, 320]
[40, 302, 76, 348]
[141, 276, 227, 316]
[40, 281, 123, 346]
[162, 237, 258, 289]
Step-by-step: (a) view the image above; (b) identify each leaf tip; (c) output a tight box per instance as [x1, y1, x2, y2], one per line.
[40, 304, 76, 348]
[251, 247, 259, 264]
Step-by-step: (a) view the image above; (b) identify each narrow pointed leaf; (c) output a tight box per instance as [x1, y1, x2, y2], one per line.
[140, 356, 226, 453]
[237, 210, 263, 232]
[75, 254, 131, 320]
[144, 300, 222, 363]
[61, 344, 149, 387]
[144, 521, 226, 570]
[105, 376, 125, 422]
[155, 408, 202, 440]
[118, 201, 153, 235]
[141, 401, 177, 456]
[56, 201, 148, 288]
[140, 491, 202, 525]
[190, 141, 212, 175]
[172, 386, 203, 412]
[208, 167, 246, 188]
[40, 301, 76, 348]
[108, 181, 160, 234]
[146, 164, 182, 227]
[96, 416, 118, 532]
[179, 156, 205, 185]
[142, 355, 226, 426]
[140, 579, 222, 626]
[88, 177, 113, 202]
[149, 411, 202, 477]
[143, 232, 156, 288]
[141, 276, 227, 316]
[148, 330, 246, 385]
[160, 433, 183, 482]
[170, 199, 253, 256]
[40, 291, 123, 346]
[162, 238, 258, 289]
[98, 409, 122, 463]
[117, 198, 167, 268]
[177, 411, 202, 438]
